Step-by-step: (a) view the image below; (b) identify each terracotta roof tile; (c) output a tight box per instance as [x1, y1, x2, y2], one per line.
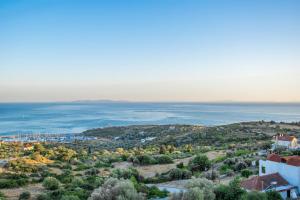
[282, 156, 300, 166]
[267, 154, 281, 162]
[240, 173, 289, 191]
[267, 154, 300, 166]
[275, 135, 296, 141]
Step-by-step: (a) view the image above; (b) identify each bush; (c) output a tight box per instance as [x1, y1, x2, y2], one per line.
[43, 177, 60, 190]
[60, 195, 80, 200]
[214, 178, 245, 200]
[224, 158, 235, 166]
[85, 168, 99, 176]
[170, 178, 215, 200]
[189, 155, 211, 172]
[212, 156, 227, 163]
[176, 162, 184, 169]
[155, 155, 173, 164]
[203, 170, 219, 180]
[94, 161, 112, 168]
[135, 155, 157, 165]
[219, 164, 232, 175]
[0, 178, 28, 189]
[89, 178, 145, 200]
[147, 186, 168, 199]
[234, 161, 247, 171]
[169, 168, 183, 180]
[170, 189, 204, 200]
[168, 168, 192, 180]
[0, 192, 5, 200]
[36, 194, 51, 200]
[112, 168, 141, 180]
[235, 150, 251, 157]
[19, 191, 30, 200]
[241, 169, 253, 178]
[241, 191, 267, 200]
[266, 191, 283, 200]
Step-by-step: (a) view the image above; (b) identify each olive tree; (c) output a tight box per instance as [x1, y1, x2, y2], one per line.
[89, 178, 145, 200]
[170, 178, 215, 200]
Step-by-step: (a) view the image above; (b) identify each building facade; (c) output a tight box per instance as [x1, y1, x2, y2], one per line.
[259, 154, 300, 198]
[272, 134, 298, 149]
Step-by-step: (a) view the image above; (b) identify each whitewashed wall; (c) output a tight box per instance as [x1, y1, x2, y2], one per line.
[259, 160, 300, 189]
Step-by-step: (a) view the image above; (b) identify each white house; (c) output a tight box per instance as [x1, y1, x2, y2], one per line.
[272, 134, 298, 149]
[241, 172, 297, 199]
[259, 154, 300, 198]
[241, 154, 300, 199]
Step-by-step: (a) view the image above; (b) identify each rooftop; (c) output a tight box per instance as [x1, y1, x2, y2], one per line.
[267, 154, 300, 166]
[241, 173, 290, 191]
[274, 135, 296, 142]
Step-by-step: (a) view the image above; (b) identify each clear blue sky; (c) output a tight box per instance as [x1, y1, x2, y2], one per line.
[0, 0, 299, 102]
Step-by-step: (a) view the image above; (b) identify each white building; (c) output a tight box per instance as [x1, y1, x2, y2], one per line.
[259, 154, 300, 199]
[241, 154, 300, 199]
[241, 172, 297, 199]
[272, 134, 298, 149]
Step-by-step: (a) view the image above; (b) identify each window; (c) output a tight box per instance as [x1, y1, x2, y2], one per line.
[261, 166, 266, 174]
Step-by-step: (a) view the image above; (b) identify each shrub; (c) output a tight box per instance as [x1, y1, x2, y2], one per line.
[219, 164, 232, 175]
[170, 178, 215, 200]
[135, 155, 157, 165]
[214, 178, 245, 200]
[147, 186, 168, 199]
[0, 178, 28, 189]
[235, 150, 251, 157]
[85, 168, 99, 176]
[189, 155, 211, 172]
[212, 156, 227, 163]
[234, 161, 247, 171]
[74, 163, 90, 171]
[170, 189, 204, 200]
[0, 192, 6, 200]
[224, 158, 235, 166]
[36, 194, 51, 200]
[168, 168, 192, 180]
[89, 178, 146, 200]
[19, 191, 30, 200]
[241, 169, 253, 178]
[43, 177, 60, 190]
[266, 191, 283, 200]
[0, 192, 5, 200]
[60, 195, 80, 200]
[176, 162, 184, 169]
[203, 170, 219, 180]
[214, 184, 229, 200]
[112, 168, 141, 180]
[169, 168, 183, 180]
[94, 161, 112, 168]
[155, 155, 173, 164]
[241, 191, 267, 200]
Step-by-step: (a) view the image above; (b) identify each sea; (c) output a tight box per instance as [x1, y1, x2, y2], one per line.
[1, 102, 300, 136]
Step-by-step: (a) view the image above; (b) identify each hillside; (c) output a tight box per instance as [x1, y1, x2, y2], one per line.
[81, 121, 300, 150]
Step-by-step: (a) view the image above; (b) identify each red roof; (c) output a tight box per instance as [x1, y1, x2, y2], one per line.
[267, 154, 300, 166]
[240, 173, 289, 191]
[275, 135, 296, 141]
[267, 154, 281, 162]
[282, 156, 300, 166]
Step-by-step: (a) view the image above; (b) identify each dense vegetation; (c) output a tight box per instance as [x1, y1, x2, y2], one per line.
[0, 121, 298, 199]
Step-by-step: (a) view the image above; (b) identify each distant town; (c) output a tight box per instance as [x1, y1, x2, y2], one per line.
[0, 133, 97, 143]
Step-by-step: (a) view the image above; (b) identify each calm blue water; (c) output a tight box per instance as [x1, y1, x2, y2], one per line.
[0, 102, 300, 135]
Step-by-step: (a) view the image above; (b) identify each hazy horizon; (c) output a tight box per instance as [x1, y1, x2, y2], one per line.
[1, 0, 300, 102]
[2, 99, 300, 104]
